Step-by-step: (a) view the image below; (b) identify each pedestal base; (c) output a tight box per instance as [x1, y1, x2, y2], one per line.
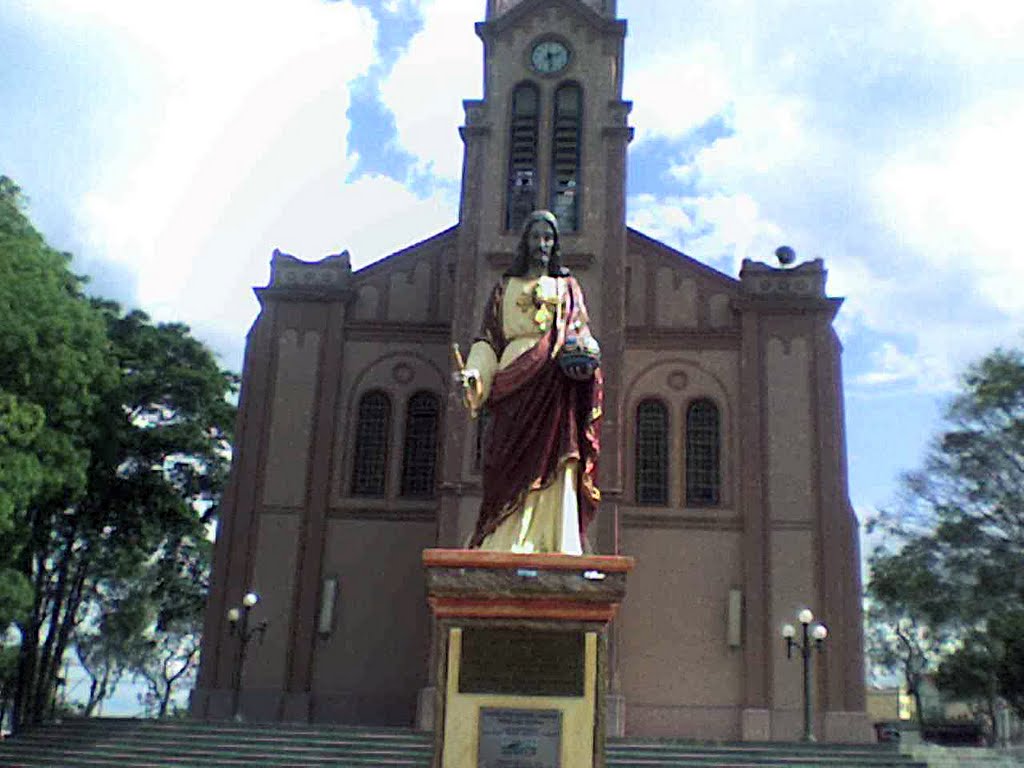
[424, 549, 634, 768]
[416, 686, 437, 731]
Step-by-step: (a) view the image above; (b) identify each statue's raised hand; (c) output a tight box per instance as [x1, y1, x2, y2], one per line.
[453, 368, 484, 414]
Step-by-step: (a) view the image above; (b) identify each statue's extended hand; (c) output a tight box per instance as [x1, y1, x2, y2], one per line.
[453, 368, 484, 411]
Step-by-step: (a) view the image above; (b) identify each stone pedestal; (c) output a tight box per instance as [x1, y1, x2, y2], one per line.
[424, 549, 634, 768]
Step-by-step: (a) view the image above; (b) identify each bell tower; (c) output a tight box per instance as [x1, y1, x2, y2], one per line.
[470, 0, 629, 242]
[438, 0, 633, 554]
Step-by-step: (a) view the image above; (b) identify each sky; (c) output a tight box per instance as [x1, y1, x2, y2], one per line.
[3, 0, 1024, 684]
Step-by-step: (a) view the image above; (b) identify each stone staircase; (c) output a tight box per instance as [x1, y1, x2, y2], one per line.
[901, 744, 1024, 768]
[605, 739, 928, 767]
[0, 718, 931, 767]
[0, 720, 431, 767]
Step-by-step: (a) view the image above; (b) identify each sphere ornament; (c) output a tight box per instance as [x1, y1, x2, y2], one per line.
[775, 245, 796, 266]
[558, 334, 601, 380]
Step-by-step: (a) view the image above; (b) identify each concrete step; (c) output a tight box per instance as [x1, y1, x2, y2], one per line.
[13, 729, 433, 753]
[0, 718, 935, 768]
[0, 739, 430, 767]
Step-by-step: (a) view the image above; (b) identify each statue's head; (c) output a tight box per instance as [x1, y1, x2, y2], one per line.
[507, 210, 568, 278]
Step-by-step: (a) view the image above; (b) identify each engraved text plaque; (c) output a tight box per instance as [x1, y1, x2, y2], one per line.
[478, 708, 561, 768]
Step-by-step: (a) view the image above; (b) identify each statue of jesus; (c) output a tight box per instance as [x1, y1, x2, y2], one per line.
[455, 210, 603, 555]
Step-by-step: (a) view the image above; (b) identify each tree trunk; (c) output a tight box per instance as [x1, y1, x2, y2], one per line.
[46, 556, 89, 707]
[12, 540, 49, 732]
[158, 682, 172, 718]
[32, 529, 75, 726]
[83, 669, 110, 718]
[986, 688, 999, 746]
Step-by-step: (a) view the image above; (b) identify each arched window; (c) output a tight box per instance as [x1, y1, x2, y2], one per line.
[635, 399, 668, 505]
[401, 391, 440, 497]
[474, 408, 491, 472]
[550, 83, 582, 232]
[506, 82, 540, 231]
[686, 399, 721, 506]
[351, 390, 390, 496]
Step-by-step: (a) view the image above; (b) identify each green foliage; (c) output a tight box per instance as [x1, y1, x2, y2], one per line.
[0, 175, 113, 646]
[51, 306, 235, 722]
[936, 630, 999, 705]
[0, 176, 237, 728]
[984, 610, 1024, 718]
[866, 347, 1024, 729]
[0, 393, 42, 630]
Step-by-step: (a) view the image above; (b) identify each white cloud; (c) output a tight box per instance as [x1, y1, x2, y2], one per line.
[923, 0, 1024, 45]
[874, 100, 1024, 316]
[627, 43, 733, 143]
[14, 1, 398, 363]
[627, 191, 784, 275]
[855, 343, 930, 387]
[617, 0, 1024, 392]
[378, 0, 481, 180]
[269, 173, 456, 274]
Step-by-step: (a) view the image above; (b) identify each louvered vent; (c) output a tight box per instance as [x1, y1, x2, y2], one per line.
[551, 84, 581, 231]
[506, 83, 539, 231]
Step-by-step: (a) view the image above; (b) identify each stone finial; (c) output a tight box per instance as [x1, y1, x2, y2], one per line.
[739, 257, 827, 298]
[266, 248, 352, 295]
[775, 245, 796, 266]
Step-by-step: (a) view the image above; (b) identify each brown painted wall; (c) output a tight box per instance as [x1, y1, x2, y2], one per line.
[310, 518, 436, 724]
[618, 526, 744, 738]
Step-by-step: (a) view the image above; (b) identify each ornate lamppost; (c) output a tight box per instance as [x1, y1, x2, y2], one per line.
[782, 608, 828, 742]
[226, 591, 268, 722]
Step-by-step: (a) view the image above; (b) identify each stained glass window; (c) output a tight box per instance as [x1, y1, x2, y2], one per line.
[686, 399, 720, 506]
[635, 399, 668, 505]
[401, 391, 440, 498]
[351, 390, 390, 496]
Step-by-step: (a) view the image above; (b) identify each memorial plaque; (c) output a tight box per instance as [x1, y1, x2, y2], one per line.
[459, 629, 584, 696]
[478, 708, 561, 768]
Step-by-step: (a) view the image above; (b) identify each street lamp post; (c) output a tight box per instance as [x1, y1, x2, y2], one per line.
[226, 591, 268, 722]
[782, 608, 828, 742]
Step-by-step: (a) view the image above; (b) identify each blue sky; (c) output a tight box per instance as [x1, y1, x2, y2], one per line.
[3, 0, 1024, 683]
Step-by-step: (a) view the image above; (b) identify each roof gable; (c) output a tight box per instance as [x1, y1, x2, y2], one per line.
[627, 228, 740, 294]
[352, 225, 458, 283]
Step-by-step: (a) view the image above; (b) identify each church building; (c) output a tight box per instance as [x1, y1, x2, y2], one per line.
[192, 0, 870, 742]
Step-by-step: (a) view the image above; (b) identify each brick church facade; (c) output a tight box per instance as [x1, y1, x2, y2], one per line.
[192, 0, 871, 742]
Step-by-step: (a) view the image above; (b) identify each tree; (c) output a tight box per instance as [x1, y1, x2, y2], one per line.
[0, 393, 41, 634]
[0, 176, 236, 728]
[866, 347, 1024, 731]
[0, 176, 115, 727]
[866, 536, 955, 722]
[991, 610, 1024, 718]
[77, 528, 212, 718]
[935, 629, 1002, 740]
[16, 304, 237, 726]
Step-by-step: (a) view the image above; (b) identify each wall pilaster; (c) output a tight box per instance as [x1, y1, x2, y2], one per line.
[193, 251, 353, 720]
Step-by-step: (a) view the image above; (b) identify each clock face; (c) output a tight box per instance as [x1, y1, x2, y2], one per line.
[531, 40, 570, 74]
